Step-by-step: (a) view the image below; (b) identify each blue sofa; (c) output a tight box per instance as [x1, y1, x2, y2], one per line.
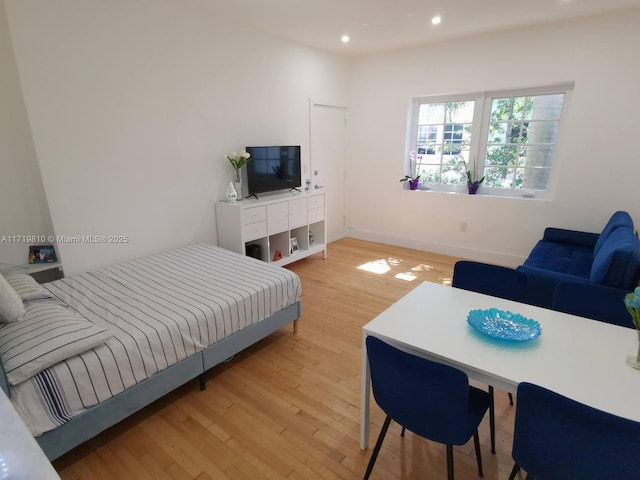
[517, 211, 640, 311]
[453, 211, 640, 328]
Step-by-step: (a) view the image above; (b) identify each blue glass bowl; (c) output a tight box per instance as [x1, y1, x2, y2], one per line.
[467, 308, 541, 342]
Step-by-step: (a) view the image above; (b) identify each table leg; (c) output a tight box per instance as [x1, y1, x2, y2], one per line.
[488, 385, 496, 454]
[360, 331, 371, 450]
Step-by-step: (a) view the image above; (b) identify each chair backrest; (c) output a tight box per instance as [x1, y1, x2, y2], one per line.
[552, 282, 634, 328]
[366, 335, 471, 445]
[452, 261, 528, 303]
[512, 382, 640, 480]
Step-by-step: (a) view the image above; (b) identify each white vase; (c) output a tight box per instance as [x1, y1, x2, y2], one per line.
[233, 170, 242, 200]
[226, 182, 237, 204]
[626, 331, 640, 369]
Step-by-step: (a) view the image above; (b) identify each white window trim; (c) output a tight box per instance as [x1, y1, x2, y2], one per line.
[407, 83, 574, 199]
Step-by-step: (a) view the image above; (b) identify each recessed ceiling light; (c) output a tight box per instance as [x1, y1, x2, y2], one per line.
[431, 16, 441, 25]
[341, 35, 350, 43]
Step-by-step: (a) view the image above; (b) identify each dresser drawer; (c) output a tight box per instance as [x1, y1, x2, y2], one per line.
[242, 206, 266, 225]
[242, 221, 267, 241]
[308, 194, 324, 210]
[308, 207, 324, 223]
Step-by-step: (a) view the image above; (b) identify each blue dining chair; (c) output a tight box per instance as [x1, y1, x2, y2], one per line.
[452, 261, 529, 304]
[452, 260, 527, 450]
[508, 382, 640, 480]
[364, 336, 490, 480]
[552, 281, 634, 329]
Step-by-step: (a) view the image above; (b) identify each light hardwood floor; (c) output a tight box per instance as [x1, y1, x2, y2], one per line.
[53, 238, 518, 479]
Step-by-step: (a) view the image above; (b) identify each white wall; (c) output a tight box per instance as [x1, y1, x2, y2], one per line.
[4, 0, 348, 275]
[5, 2, 639, 273]
[0, 1, 54, 267]
[348, 9, 640, 266]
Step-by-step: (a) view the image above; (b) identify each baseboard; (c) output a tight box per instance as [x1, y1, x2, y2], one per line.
[345, 228, 526, 268]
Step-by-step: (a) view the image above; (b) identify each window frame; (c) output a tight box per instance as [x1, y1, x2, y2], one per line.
[407, 83, 573, 199]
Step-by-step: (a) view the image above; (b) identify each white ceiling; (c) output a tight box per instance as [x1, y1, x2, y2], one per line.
[198, 0, 640, 56]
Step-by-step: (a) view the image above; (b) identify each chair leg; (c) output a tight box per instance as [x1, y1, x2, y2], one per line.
[363, 415, 392, 480]
[473, 429, 483, 477]
[508, 392, 514, 405]
[446, 444, 454, 480]
[507, 463, 521, 480]
[400, 426, 406, 436]
[488, 386, 496, 454]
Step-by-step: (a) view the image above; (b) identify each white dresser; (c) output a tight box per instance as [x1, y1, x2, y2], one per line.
[216, 190, 327, 266]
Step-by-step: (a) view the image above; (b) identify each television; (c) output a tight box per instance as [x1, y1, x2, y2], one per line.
[245, 145, 302, 196]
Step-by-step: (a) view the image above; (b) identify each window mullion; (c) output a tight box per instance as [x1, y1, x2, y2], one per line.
[408, 100, 421, 175]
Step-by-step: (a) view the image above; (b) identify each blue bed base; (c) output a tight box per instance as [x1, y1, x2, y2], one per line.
[1, 301, 301, 460]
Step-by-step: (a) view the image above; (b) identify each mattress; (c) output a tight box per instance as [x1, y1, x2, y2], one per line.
[9, 244, 301, 436]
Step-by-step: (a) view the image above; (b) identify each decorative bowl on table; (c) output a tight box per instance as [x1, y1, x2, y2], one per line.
[467, 308, 541, 342]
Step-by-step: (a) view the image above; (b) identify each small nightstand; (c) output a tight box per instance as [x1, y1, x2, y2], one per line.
[0, 262, 64, 283]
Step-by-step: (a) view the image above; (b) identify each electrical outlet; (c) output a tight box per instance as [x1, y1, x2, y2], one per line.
[460, 221, 467, 233]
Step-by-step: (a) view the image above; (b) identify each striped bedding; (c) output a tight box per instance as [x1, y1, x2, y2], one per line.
[8, 244, 301, 436]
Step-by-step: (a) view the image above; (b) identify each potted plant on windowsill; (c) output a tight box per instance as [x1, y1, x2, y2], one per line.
[400, 151, 421, 190]
[400, 174, 421, 191]
[466, 170, 485, 195]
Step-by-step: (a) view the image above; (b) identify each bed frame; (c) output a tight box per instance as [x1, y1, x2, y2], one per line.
[0, 302, 301, 460]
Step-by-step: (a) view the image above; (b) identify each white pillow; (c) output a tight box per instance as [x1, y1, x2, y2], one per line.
[0, 274, 25, 323]
[4, 273, 58, 303]
[0, 302, 112, 385]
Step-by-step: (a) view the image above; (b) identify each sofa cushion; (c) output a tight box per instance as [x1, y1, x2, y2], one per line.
[522, 240, 594, 279]
[590, 227, 640, 288]
[594, 211, 634, 256]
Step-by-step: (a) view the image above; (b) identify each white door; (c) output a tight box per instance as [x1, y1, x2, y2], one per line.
[310, 101, 347, 243]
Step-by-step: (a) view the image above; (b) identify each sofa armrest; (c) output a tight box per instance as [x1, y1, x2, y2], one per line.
[552, 282, 634, 329]
[542, 227, 599, 247]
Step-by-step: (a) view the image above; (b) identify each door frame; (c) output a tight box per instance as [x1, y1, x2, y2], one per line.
[309, 98, 348, 242]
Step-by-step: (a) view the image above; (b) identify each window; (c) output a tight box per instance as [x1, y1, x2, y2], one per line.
[414, 100, 476, 186]
[408, 85, 571, 197]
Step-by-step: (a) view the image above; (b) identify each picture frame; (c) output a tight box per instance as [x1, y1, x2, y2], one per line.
[29, 245, 57, 264]
[289, 237, 299, 255]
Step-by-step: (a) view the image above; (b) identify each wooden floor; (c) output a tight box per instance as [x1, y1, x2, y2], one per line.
[53, 238, 519, 479]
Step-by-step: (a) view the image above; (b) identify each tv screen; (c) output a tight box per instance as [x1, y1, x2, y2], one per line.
[245, 146, 301, 195]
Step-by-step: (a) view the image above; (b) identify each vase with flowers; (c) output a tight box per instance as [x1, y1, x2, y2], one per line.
[466, 170, 485, 195]
[400, 151, 421, 190]
[225, 150, 251, 200]
[624, 287, 640, 368]
[399, 174, 421, 190]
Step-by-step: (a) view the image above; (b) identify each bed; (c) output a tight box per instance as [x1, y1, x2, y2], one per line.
[0, 244, 301, 460]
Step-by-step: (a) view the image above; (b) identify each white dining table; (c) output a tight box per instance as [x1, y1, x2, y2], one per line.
[0, 388, 61, 479]
[360, 281, 640, 449]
